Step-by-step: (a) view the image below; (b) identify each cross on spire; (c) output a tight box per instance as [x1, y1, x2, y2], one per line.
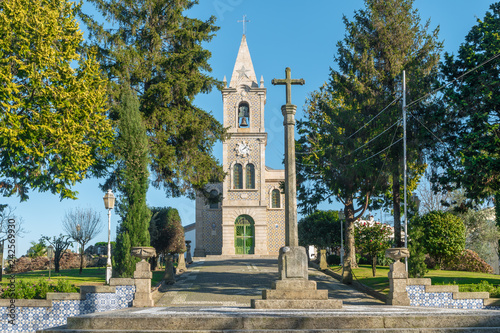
[237, 15, 250, 35]
[272, 67, 305, 105]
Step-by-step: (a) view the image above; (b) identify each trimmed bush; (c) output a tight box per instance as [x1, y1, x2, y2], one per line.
[0, 279, 78, 299]
[327, 254, 341, 265]
[442, 249, 494, 274]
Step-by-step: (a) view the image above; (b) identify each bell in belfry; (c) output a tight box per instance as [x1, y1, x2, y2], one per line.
[238, 104, 249, 127]
[239, 116, 248, 127]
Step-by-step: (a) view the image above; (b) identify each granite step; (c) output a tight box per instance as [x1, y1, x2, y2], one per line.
[37, 307, 500, 333]
[40, 327, 500, 332]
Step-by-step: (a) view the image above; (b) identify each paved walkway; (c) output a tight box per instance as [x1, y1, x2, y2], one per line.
[155, 257, 383, 307]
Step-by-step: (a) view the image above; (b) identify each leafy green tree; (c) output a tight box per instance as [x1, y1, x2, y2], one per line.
[112, 86, 151, 278]
[0, 0, 113, 201]
[430, 3, 500, 253]
[41, 234, 72, 273]
[298, 210, 341, 252]
[354, 221, 392, 277]
[413, 211, 465, 266]
[80, 0, 226, 198]
[150, 207, 186, 256]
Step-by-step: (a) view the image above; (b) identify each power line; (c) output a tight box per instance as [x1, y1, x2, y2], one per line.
[340, 118, 402, 159]
[406, 51, 500, 109]
[296, 97, 401, 156]
[345, 97, 400, 140]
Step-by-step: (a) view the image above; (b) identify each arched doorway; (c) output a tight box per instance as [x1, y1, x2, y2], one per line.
[235, 215, 254, 254]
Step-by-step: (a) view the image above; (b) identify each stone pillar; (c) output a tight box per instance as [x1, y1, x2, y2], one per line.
[185, 241, 193, 264]
[133, 260, 154, 307]
[319, 249, 327, 270]
[163, 254, 175, 285]
[177, 252, 187, 273]
[386, 248, 410, 306]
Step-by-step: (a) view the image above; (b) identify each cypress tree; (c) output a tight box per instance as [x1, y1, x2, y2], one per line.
[113, 86, 151, 277]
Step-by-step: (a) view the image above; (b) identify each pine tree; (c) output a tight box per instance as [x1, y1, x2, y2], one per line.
[79, 0, 226, 198]
[112, 86, 151, 277]
[297, 0, 442, 282]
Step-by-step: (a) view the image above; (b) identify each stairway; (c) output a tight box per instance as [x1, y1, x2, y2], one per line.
[38, 306, 500, 332]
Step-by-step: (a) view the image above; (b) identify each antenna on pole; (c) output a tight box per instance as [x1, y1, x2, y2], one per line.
[238, 15, 250, 35]
[403, 70, 408, 272]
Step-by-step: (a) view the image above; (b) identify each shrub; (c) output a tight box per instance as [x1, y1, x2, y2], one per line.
[327, 254, 341, 265]
[0, 279, 79, 299]
[442, 249, 494, 274]
[408, 221, 428, 278]
[416, 211, 466, 265]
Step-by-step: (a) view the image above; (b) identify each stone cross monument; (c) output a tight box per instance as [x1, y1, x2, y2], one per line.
[251, 68, 341, 309]
[271, 67, 304, 247]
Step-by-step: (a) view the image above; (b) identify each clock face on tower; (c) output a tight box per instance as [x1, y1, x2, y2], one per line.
[236, 142, 251, 157]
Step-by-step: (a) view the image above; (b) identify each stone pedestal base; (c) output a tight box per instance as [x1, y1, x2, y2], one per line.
[132, 260, 154, 307]
[163, 254, 175, 284]
[177, 252, 187, 273]
[252, 246, 342, 309]
[319, 249, 327, 270]
[387, 260, 410, 306]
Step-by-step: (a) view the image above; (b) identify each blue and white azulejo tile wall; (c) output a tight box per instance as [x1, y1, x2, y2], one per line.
[0, 284, 135, 333]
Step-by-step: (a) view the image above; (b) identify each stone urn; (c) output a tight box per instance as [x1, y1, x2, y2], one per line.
[385, 248, 410, 262]
[131, 246, 156, 261]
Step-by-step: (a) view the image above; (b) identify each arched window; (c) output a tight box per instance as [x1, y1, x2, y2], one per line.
[246, 164, 255, 189]
[272, 189, 280, 208]
[233, 163, 243, 189]
[209, 189, 219, 209]
[238, 102, 249, 128]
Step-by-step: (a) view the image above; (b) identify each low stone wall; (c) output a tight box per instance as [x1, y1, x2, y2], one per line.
[0, 278, 135, 333]
[406, 278, 500, 310]
[310, 262, 500, 310]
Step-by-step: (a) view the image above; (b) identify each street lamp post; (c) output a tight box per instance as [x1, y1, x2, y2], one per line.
[103, 189, 116, 285]
[338, 210, 345, 266]
[47, 245, 54, 280]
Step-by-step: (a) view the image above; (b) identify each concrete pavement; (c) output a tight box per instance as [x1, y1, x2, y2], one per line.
[154, 257, 383, 307]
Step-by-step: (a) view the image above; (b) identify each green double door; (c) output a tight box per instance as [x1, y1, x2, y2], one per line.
[235, 215, 254, 255]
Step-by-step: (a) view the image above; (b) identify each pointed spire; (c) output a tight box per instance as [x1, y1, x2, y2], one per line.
[260, 75, 264, 88]
[229, 35, 258, 88]
[223, 75, 227, 88]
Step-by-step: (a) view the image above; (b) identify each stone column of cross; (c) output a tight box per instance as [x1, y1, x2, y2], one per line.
[272, 67, 305, 247]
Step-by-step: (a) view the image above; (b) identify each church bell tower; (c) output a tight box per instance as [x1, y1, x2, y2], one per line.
[194, 35, 285, 257]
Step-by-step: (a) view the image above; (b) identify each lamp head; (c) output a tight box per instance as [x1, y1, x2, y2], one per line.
[103, 189, 116, 210]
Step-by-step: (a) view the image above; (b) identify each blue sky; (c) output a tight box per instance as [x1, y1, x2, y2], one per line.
[4, 0, 495, 256]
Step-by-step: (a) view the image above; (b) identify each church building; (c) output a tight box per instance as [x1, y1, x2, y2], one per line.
[193, 35, 286, 256]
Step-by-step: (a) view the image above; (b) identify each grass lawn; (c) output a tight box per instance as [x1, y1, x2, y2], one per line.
[3, 267, 170, 290]
[1, 267, 106, 287]
[343, 265, 500, 297]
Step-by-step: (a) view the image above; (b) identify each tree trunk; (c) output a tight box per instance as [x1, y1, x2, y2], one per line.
[79, 244, 84, 275]
[55, 254, 60, 273]
[342, 199, 356, 284]
[0, 241, 3, 282]
[495, 192, 500, 258]
[372, 255, 377, 277]
[392, 162, 402, 247]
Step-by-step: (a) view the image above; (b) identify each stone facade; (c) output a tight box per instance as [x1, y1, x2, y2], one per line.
[194, 35, 285, 256]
